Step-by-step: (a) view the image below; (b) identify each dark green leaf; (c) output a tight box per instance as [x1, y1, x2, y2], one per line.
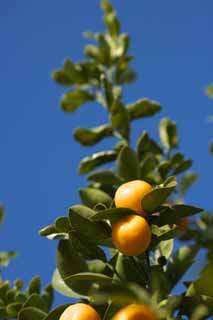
[27, 276, 41, 295]
[41, 285, 54, 313]
[18, 307, 47, 320]
[44, 304, 71, 320]
[194, 262, 213, 297]
[158, 160, 173, 179]
[56, 240, 89, 295]
[51, 70, 73, 86]
[6, 303, 22, 318]
[128, 98, 161, 120]
[115, 68, 137, 85]
[117, 146, 139, 181]
[23, 294, 44, 310]
[73, 125, 113, 146]
[159, 118, 178, 150]
[166, 244, 200, 290]
[55, 217, 71, 233]
[64, 272, 114, 288]
[139, 155, 159, 179]
[61, 90, 94, 112]
[69, 205, 111, 240]
[0, 207, 4, 225]
[142, 179, 177, 213]
[79, 188, 112, 209]
[52, 269, 85, 298]
[173, 159, 192, 175]
[88, 170, 123, 185]
[79, 150, 117, 174]
[137, 131, 162, 160]
[179, 172, 198, 195]
[91, 207, 135, 223]
[110, 102, 130, 140]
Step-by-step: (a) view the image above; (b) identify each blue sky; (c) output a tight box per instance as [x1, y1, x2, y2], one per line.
[0, 0, 213, 306]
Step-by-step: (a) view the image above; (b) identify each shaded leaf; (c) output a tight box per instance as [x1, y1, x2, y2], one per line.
[159, 118, 178, 150]
[128, 98, 161, 120]
[18, 307, 47, 320]
[179, 172, 198, 195]
[88, 170, 123, 185]
[117, 146, 139, 181]
[91, 207, 135, 223]
[73, 125, 113, 146]
[110, 102, 130, 140]
[27, 276, 41, 295]
[137, 131, 162, 160]
[79, 150, 117, 174]
[79, 188, 112, 209]
[44, 304, 71, 320]
[61, 90, 94, 112]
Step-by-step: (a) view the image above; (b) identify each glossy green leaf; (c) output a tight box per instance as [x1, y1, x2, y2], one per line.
[79, 150, 117, 174]
[61, 90, 94, 112]
[69, 230, 106, 261]
[159, 239, 174, 259]
[88, 170, 123, 185]
[56, 240, 89, 295]
[52, 269, 86, 299]
[51, 70, 73, 86]
[64, 272, 114, 288]
[117, 146, 139, 181]
[23, 294, 44, 310]
[173, 159, 192, 175]
[142, 180, 177, 213]
[69, 205, 111, 240]
[166, 244, 200, 289]
[91, 207, 135, 223]
[39, 225, 58, 237]
[159, 118, 178, 150]
[18, 307, 47, 320]
[74, 125, 113, 146]
[128, 98, 161, 120]
[151, 204, 203, 227]
[79, 188, 112, 209]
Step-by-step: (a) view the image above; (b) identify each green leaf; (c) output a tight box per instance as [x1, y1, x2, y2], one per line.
[79, 150, 117, 174]
[166, 244, 200, 290]
[91, 207, 135, 223]
[27, 276, 41, 295]
[110, 102, 130, 140]
[139, 155, 159, 179]
[0, 207, 4, 225]
[52, 269, 86, 299]
[151, 204, 203, 227]
[39, 225, 58, 237]
[73, 125, 113, 146]
[23, 294, 44, 310]
[55, 217, 71, 233]
[173, 159, 192, 175]
[194, 262, 213, 297]
[159, 118, 178, 150]
[115, 68, 137, 85]
[128, 98, 161, 120]
[70, 230, 106, 261]
[159, 239, 174, 259]
[88, 170, 123, 185]
[61, 90, 94, 112]
[79, 188, 112, 209]
[210, 142, 213, 156]
[18, 307, 47, 320]
[117, 146, 139, 181]
[137, 131, 162, 160]
[142, 179, 177, 213]
[64, 272, 114, 288]
[6, 303, 22, 318]
[41, 285, 54, 313]
[56, 240, 89, 295]
[44, 304, 71, 320]
[104, 11, 120, 38]
[51, 70, 73, 86]
[0, 251, 16, 267]
[69, 205, 111, 240]
[179, 172, 198, 195]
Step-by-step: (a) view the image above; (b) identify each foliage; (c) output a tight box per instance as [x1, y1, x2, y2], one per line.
[2, 1, 212, 319]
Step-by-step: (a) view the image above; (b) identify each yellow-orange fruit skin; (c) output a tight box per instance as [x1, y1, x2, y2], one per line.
[59, 303, 100, 320]
[114, 180, 152, 216]
[112, 215, 151, 256]
[112, 304, 158, 320]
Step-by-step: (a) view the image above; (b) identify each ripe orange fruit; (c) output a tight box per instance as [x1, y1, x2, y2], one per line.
[112, 304, 158, 320]
[59, 303, 100, 320]
[112, 215, 151, 256]
[114, 180, 152, 216]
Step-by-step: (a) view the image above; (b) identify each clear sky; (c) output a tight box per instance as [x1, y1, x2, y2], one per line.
[0, 0, 213, 306]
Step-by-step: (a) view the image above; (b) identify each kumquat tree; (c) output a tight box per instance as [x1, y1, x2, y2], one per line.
[0, 1, 213, 319]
